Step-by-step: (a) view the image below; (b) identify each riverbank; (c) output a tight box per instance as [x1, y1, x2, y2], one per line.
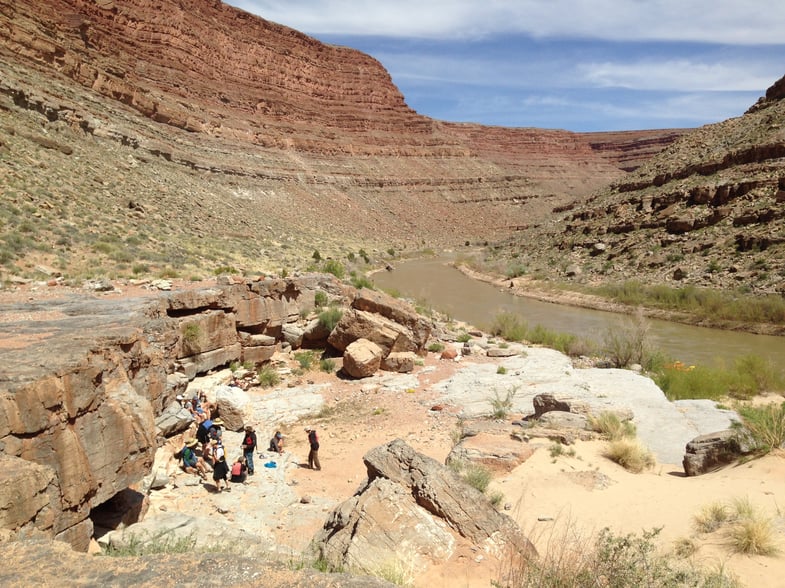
[456, 264, 785, 337]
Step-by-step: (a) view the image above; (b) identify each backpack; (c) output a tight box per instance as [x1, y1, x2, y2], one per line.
[244, 433, 255, 449]
[196, 420, 212, 444]
[182, 446, 195, 465]
[231, 461, 243, 476]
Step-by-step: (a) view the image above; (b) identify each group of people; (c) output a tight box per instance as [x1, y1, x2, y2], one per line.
[179, 403, 321, 491]
[176, 391, 214, 424]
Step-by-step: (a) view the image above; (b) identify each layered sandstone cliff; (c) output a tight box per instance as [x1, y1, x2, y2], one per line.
[0, 0, 683, 279]
[502, 74, 785, 294]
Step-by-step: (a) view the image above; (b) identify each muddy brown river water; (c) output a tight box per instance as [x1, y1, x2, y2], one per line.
[371, 256, 785, 367]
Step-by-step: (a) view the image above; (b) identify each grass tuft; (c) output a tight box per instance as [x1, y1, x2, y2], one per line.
[604, 438, 654, 473]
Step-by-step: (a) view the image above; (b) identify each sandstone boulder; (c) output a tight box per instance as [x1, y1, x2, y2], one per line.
[313, 439, 534, 574]
[682, 429, 752, 476]
[351, 288, 431, 350]
[342, 339, 383, 379]
[380, 351, 416, 373]
[214, 385, 250, 431]
[532, 393, 571, 418]
[447, 432, 534, 473]
[154, 401, 194, 437]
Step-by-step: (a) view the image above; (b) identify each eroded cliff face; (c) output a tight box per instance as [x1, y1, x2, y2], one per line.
[501, 74, 785, 294]
[0, 274, 346, 549]
[0, 0, 683, 278]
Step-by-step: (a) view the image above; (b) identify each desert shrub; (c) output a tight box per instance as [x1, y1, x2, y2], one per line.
[321, 259, 344, 279]
[603, 310, 653, 368]
[526, 324, 580, 355]
[588, 412, 636, 441]
[729, 355, 784, 398]
[499, 525, 741, 588]
[549, 442, 575, 460]
[314, 291, 328, 307]
[257, 365, 280, 388]
[373, 557, 414, 587]
[725, 497, 779, 556]
[317, 307, 343, 332]
[497, 365, 508, 375]
[350, 273, 374, 289]
[506, 263, 527, 278]
[735, 401, 785, 455]
[456, 332, 471, 343]
[488, 387, 517, 419]
[489, 312, 527, 342]
[319, 358, 336, 373]
[462, 464, 492, 493]
[693, 502, 730, 534]
[103, 533, 197, 557]
[654, 364, 730, 401]
[294, 350, 316, 371]
[426, 342, 445, 353]
[212, 265, 237, 275]
[604, 438, 654, 473]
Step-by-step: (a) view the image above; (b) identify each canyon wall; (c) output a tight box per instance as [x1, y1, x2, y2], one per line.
[0, 274, 347, 549]
[0, 0, 684, 264]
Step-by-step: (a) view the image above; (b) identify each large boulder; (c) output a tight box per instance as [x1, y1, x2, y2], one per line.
[342, 339, 383, 379]
[313, 440, 534, 575]
[380, 351, 416, 373]
[154, 402, 194, 437]
[351, 288, 432, 350]
[214, 385, 250, 431]
[682, 429, 752, 476]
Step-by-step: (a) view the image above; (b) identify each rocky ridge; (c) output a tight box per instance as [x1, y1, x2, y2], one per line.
[501, 74, 785, 294]
[0, 0, 682, 280]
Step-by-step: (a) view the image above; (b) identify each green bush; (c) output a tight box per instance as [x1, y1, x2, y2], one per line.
[321, 259, 344, 279]
[456, 332, 471, 343]
[350, 273, 374, 289]
[736, 401, 785, 455]
[257, 365, 280, 388]
[588, 412, 636, 441]
[318, 307, 343, 332]
[488, 387, 516, 419]
[294, 351, 316, 371]
[427, 342, 445, 353]
[314, 291, 328, 307]
[489, 312, 528, 342]
[602, 311, 653, 368]
[462, 464, 492, 493]
[319, 358, 336, 373]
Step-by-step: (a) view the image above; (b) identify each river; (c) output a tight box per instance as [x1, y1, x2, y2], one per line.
[370, 256, 785, 368]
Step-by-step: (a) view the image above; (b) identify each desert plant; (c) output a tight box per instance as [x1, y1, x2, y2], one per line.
[427, 341, 445, 353]
[727, 515, 778, 555]
[321, 259, 345, 278]
[257, 365, 280, 388]
[350, 273, 374, 289]
[373, 556, 414, 587]
[456, 332, 471, 343]
[314, 290, 328, 307]
[588, 412, 636, 441]
[462, 464, 492, 493]
[319, 358, 336, 373]
[602, 309, 652, 368]
[604, 438, 654, 473]
[693, 501, 730, 534]
[735, 401, 785, 455]
[488, 387, 517, 419]
[497, 365, 508, 375]
[488, 312, 528, 342]
[498, 524, 741, 588]
[549, 442, 576, 460]
[294, 350, 316, 371]
[103, 533, 197, 556]
[317, 307, 343, 332]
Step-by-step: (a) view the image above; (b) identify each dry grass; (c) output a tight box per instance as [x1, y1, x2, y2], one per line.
[603, 438, 655, 473]
[588, 411, 636, 441]
[693, 501, 729, 534]
[692, 496, 780, 557]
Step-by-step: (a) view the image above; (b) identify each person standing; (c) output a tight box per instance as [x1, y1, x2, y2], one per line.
[242, 425, 257, 475]
[212, 440, 229, 492]
[305, 426, 320, 470]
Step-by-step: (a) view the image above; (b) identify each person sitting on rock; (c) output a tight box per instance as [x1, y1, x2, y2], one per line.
[209, 418, 224, 444]
[268, 431, 284, 454]
[230, 456, 248, 483]
[181, 438, 208, 479]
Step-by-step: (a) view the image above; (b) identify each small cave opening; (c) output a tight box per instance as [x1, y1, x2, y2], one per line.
[89, 488, 147, 544]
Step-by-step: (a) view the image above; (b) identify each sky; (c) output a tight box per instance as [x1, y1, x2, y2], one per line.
[226, 1, 785, 132]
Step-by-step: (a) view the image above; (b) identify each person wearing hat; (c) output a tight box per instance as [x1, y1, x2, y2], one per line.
[268, 431, 284, 454]
[241, 425, 257, 475]
[209, 418, 224, 444]
[211, 439, 229, 492]
[181, 438, 208, 479]
[305, 426, 321, 470]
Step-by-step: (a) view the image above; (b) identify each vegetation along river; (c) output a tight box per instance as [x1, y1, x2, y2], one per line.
[371, 256, 785, 368]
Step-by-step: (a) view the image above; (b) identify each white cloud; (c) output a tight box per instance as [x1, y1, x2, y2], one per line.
[577, 60, 782, 92]
[229, 1, 785, 44]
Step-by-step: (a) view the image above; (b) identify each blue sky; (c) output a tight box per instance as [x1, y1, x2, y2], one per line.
[226, 1, 785, 132]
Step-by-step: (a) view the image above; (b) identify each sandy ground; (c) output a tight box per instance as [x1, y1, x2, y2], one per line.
[241, 351, 785, 588]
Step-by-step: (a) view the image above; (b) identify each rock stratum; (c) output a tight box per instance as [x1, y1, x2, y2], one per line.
[505, 73, 785, 295]
[0, 0, 682, 278]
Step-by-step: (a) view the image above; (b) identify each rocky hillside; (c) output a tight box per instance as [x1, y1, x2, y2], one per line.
[0, 0, 681, 281]
[501, 74, 785, 294]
